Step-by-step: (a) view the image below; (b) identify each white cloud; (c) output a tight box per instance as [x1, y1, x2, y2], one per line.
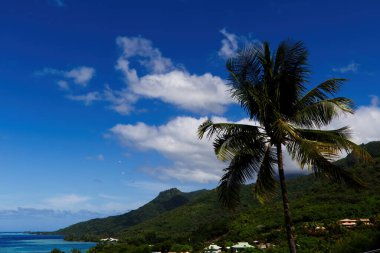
[123, 100, 371, 181]
[103, 84, 137, 115]
[98, 194, 121, 200]
[44, 194, 90, 209]
[218, 28, 239, 59]
[57, 80, 69, 90]
[327, 97, 380, 144]
[0, 208, 101, 231]
[109, 36, 233, 114]
[35, 67, 64, 76]
[110, 116, 303, 183]
[332, 61, 359, 73]
[37, 66, 95, 87]
[64, 66, 95, 86]
[38, 36, 233, 114]
[133, 71, 232, 114]
[370, 95, 379, 107]
[111, 116, 228, 183]
[116, 36, 174, 74]
[67, 91, 101, 106]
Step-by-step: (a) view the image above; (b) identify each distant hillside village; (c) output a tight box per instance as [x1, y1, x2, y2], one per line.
[96, 217, 374, 253]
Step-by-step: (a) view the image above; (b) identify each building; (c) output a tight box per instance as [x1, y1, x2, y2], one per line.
[339, 218, 371, 227]
[100, 237, 119, 242]
[204, 244, 222, 253]
[231, 242, 254, 252]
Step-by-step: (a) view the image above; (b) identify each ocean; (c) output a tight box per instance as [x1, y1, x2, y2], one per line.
[0, 233, 96, 253]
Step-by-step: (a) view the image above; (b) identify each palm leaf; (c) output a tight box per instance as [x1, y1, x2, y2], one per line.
[254, 144, 278, 202]
[297, 128, 372, 163]
[292, 97, 354, 128]
[286, 139, 365, 187]
[218, 148, 265, 208]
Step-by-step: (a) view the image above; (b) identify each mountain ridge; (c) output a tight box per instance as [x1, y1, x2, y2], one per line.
[57, 187, 208, 239]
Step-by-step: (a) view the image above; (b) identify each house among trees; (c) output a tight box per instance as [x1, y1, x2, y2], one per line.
[204, 244, 222, 253]
[231, 242, 254, 252]
[339, 218, 371, 227]
[100, 237, 119, 242]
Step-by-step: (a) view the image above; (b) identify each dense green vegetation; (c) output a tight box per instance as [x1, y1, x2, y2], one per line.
[57, 188, 207, 240]
[57, 142, 380, 252]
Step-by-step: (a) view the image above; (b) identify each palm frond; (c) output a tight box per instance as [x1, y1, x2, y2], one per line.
[218, 149, 265, 209]
[274, 41, 309, 116]
[198, 120, 261, 139]
[298, 78, 347, 106]
[226, 46, 264, 120]
[292, 97, 354, 128]
[213, 128, 264, 161]
[254, 145, 278, 203]
[198, 120, 265, 161]
[227, 46, 262, 86]
[286, 139, 366, 187]
[297, 128, 372, 163]
[228, 80, 262, 120]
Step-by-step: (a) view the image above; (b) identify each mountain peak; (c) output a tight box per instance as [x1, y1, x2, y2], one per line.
[157, 188, 182, 198]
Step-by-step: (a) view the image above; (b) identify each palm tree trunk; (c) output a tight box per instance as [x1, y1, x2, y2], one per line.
[277, 143, 297, 253]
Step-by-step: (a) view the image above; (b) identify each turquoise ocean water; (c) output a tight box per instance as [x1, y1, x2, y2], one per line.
[0, 233, 96, 253]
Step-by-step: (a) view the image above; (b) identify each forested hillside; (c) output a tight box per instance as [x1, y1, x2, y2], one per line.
[59, 142, 380, 252]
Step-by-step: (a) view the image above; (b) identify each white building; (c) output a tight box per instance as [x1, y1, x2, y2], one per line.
[231, 242, 254, 252]
[100, 237, 119, 242]
[204, 244, 222, 253]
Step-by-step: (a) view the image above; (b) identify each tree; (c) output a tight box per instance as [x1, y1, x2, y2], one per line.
[198, 41, 371, 253]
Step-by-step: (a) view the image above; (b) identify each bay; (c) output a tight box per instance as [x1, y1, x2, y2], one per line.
[0, 232, 96, 253]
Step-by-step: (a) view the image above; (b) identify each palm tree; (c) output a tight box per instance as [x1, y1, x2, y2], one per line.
[198, 41, 371, 253]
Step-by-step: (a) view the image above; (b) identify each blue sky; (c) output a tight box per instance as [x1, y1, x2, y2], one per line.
[0, 0, 380, 231]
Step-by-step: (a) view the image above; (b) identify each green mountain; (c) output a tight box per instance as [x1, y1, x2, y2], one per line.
[57, 188, 208, 239]
[58, 142, 380, 252]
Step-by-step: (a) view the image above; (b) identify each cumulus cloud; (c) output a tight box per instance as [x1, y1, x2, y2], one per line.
[57, 80, 69, 90]
[103, 84, 137, 115]
[218, 28, 239, 59]
[109, 36, 233, 114]
[37, 66, 95, 88]
[44, 194, 90, 209]
[37, 35, 233, 114]
[110, 116, 227, 183]
[332, 61, 359, 73]
[0, 208, 101, 231]
[64, 66, 95, 86]
[67, 91, 101, 105]
[116, 36, 174, 74]
[134, 71, 231, 113]
[110, 116, 302, 183]
[327, 96, 380, 144]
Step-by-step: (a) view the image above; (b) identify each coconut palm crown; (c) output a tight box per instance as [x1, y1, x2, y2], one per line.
[198, 41, 371, 253]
